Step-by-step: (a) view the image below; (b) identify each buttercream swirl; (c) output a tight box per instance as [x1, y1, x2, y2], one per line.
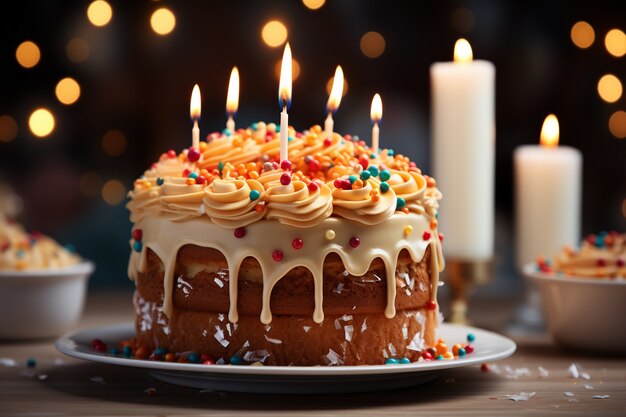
[550, 232, 625, 278]
[203, 178, 265, 228]
[387, 170, 427, 213]
[330, 178, 397, 225]
[160, 177, 205, 222]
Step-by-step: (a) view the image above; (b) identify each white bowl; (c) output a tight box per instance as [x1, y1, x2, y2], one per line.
[0, 261, 94, 340]
[523, 263, 626, 353]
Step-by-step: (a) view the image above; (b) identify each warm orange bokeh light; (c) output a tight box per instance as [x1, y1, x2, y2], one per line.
[16, 41, 40, 68]
[360, 32, 386, 58]
[570, 21, 595, 49]
[261, 20, 287, 47]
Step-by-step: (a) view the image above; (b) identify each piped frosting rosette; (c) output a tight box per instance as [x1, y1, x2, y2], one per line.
[423, 186, 442, 218]
[387, 170, 427, 214]
[160, 177, 205, 222]
[330, 177, 397, 225]
[202, 178, 265, 228]
[260, 170, 333, 228]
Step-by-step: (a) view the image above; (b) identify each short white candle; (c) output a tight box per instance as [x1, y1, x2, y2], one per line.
[325, 65, 344, 139]
[514, 114, 582, 269]
[190, 84, 201, 149]
[431, 39, 495, 260]
[370, 93, 382, 154]
[278, 43, 292, 163]
[226, 66, 239, 133]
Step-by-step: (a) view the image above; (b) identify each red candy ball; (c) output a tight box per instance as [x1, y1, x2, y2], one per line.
[597, 258, 606, 267]
[464, 344, 474, 354]
[272, 250, 283, 262]
[187, 147, 201, 163]
[91, 339, 106, 352]
[308, 182, 319, 192]
[195, 175, 206, 185]
[234, 228, 246, 238]
[617, 258, 625, 267]
[426, 301, 437, 310]
[438, 232, 444, 242]
[349, 237, 360, 248]
[280, 173, 292, 185]
[308, 159, 321, 172]
[421, 351, 433, 360]
[132, 229, 143, 241]
[167, 149, 176, 158]
[280, 160, 292, 171]
[323, 138, 332, 147]
[423, 231, 432, 241]
[333, 179, 344, 188]
[292, 238, 303, 250]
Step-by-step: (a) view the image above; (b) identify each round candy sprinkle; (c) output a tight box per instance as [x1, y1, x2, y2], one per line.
[132, 229, 143, 241]
[368, 165, 379, 177]
[438, 232, 444, 242]
[399, 357, 411, 364]
[426, 300, 437, 310]
[110, 347, 120, 355]
[187, 147, 201, 163]
[403, 225, 413, 237]
[26, 357, 36, 368]
[421, 351, 433, 360]
[387, 149, 395, 156]
[452, 344, 463, 356]
[280, 160, 292, 171]
[156, 177, 164, 186]
[280, 173, 292, 185]
[617, 258, 625, 267]
[188, 352, 200, 363]
[234, 228, 246, 238]
[385, 358, 399, 365]
[349, 236, 360, 248]
[217, 161, 225, 172]
[348, 175, 358, 184]
[167, 149, 176, 158]
[133, 241, 143, 252]
[292, 238, 303, 250]
[165, 353, 177, 362]
[195, 175, 206, 185]
[443, 352, 454, 360]
[379, 169, 391, 181]
[122, 345, 132, 358]
[396, 197, 406, 209]
[134, 347, 149, 359]
[464, 344, 474, 354]
[272, 250, 284, 262]
[380, 182, 390, 193]
[360, 170, 371, 180]
[249, 190, 261, 201]
[309, 159, 321, 172]
[250, 361, 264, 366]
[597, 258, 606, 267]
[423, 231, 432, 241]
[308, 182, 319, 192]
[458, 348, 467, 357]
[229, 355, 243, 365]
[435, 355, 444, 361]
[481, 363, 490, 372]
[188, 172, 198, 179]
[203, 359, 215, 365]
[467, 333, 476, 343]
[325, 230, 336, 240]
[323, 138, 332, 147]
[155, 347, 168, 356]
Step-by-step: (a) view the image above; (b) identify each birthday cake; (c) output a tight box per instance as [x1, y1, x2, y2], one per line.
[127, 122, 444, 365]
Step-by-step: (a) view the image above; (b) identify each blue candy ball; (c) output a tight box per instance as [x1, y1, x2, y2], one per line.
[385, 358, 399, 365]
[230, 355, 243, 365]
[399, 357, 411, 364]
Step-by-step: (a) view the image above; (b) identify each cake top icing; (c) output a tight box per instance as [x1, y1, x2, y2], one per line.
[0, 214, 80, 271]
[536, 231, 625, 278]
[127, 122, 442, 228]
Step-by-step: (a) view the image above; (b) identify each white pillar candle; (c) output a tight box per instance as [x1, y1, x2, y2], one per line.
[514, 114, 582, 269]
[431, 39, 495, 260]
[278, 43, 292, 163]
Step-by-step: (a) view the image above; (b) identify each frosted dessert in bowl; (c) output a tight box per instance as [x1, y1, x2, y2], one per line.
[0, 216, 94, 339]
[524, 231, 626, 353]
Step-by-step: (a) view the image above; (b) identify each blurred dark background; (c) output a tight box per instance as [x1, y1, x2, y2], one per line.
[1, 0, 624, 292]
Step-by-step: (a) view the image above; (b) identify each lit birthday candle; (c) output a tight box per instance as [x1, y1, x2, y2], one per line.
[325, 65, 344, 139]
[370, 93, 382, 154]
[278, 43, 292, 163]
[226, 66, 239, 133]
[190, 84, 201, 149]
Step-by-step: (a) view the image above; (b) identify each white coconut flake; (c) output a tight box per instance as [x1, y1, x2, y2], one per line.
[176, 276, 192, 297]
[201, 329, 208, 337]
[564, 392, 575, 397]
[0, 358, 17, 367]
[90, 376, 106, 384]
[197, 204, 206, 215]
[585, 384, 594, 390]
[37, 374, 48, 381]
[243, 349, 270, 363]
[226, 323, 232, 336]
[361, 318, 367, 333]
[333, 282, 344, 294]
[303, 326, 311, 333]
[264, 335, 283, 344]
[344, 325, 354, 342]
[568, 363, 580, 379]
[218, 314, 225, 322]
[325, 349, 344, 366]
[506, 392, 536, 401]
[340, 314, 353, 322]
[214, 277, 224, 288]
[216, 357, 226, 365]
[382, 349, 389, 358]
[388, 343, 397, 358]
[538, 366, 549, 377]
[162, 326, 171, 336]
[407, 331, 425, 351]
[592, 395, 610, 399]
[264, 324, 271, 332]
[334, 319, 341, 330]
[214, 325, 230, 347]
[402, 324, 408, 340]
[52, 358, 68, 366]
[581, 372, 591, 380]
[405, 289, 411, 296]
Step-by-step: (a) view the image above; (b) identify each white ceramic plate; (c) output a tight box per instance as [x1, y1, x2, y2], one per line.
[55, 322, 515, 394]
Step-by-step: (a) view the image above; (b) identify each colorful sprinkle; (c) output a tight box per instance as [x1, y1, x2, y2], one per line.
[188, 172, 198, 179]
[272, 250, 284, 262]
[292, 238, 303, 250]
[385, 358, 399, 365]
[396, 197, 406, 209]
[280, 160, 292, 171]
[380, 182, 390, 193]
[308, 181, 319, 192]
[399, 357, 411, 364]
[438, 232, 444, 242]
[26, 357, 36, 368]
[167, 149, 176, 158]
[458, 348, 467, 357]
[360, 170, 371, 180]
[156, 177, 164, 186]
[423, 231, 431, 240]
[280, 172, 292, 185]
[325, 230, 336, 240]
[443, 352, 454, 360]
[436, 355, 444, 361]
[229, 355, 244, 365]
[234, 227, 246, 238]
[426, 300, 437, 310]
[368, 165, 379, 177]
[133, 241, 143, 252]
[430, 219, 438, 230]
[379, 169, 391, 181]
[467, 333, 476, 343]
[464, 344, 474, 354]
[249, 189, 261, 201]
[421, 351, 433, 360]
[323, 138, 332, 147]
[195, 175, 207, 185]
[187, 147, 201, 163]
[348, 175, 358, 184]
[188, 352, 200, 363]
[132, 229, 143, 241]
[403, 225, 413, 237]
[122, 345, 132, 358]
[349, 236, 360, 248]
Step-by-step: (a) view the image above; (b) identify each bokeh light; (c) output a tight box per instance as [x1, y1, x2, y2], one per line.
[326, 76, 348, 97]
[570, 21, 595, 49]
[150, 7, 176, 36]
[605, 29, 626, 57]
[360, 31, 386, 58]
[28, 108, 55, 138]
[66, 38, 90, 63]
[261, 20, 287, 47]
[597, 74, 623, 103]
[87, 0, 112, 27]
[302, 0, 325, 10]
[609, 111, 626, 139]
[79, 171, 102, 198]
[275, 58, 300, 81]
[15, 41, 40, 68]
[55, 77, 81, 105]
[101, 180, 126, 205]
[451, 7, 475, 33]
[102, 130, 127, 156]
[0, 116, 18, 143]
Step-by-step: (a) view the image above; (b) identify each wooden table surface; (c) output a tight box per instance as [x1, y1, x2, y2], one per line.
[1, 291, 625, 417]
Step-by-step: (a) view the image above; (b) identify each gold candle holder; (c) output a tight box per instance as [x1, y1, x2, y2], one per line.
[443, 259, 493, 324]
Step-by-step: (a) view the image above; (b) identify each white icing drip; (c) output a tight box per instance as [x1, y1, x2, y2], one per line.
[129, 212, 442, 324]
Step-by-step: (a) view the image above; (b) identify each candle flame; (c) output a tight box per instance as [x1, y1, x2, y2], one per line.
[190, 84, 201, 120]
[278, 42, 292, 109]
[327, 65, 344, 113]
[370, 93, 382, 122]
[454, 38, 473, 63]
[226, 67, 240, 115]
[540, 114, 560, 147]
